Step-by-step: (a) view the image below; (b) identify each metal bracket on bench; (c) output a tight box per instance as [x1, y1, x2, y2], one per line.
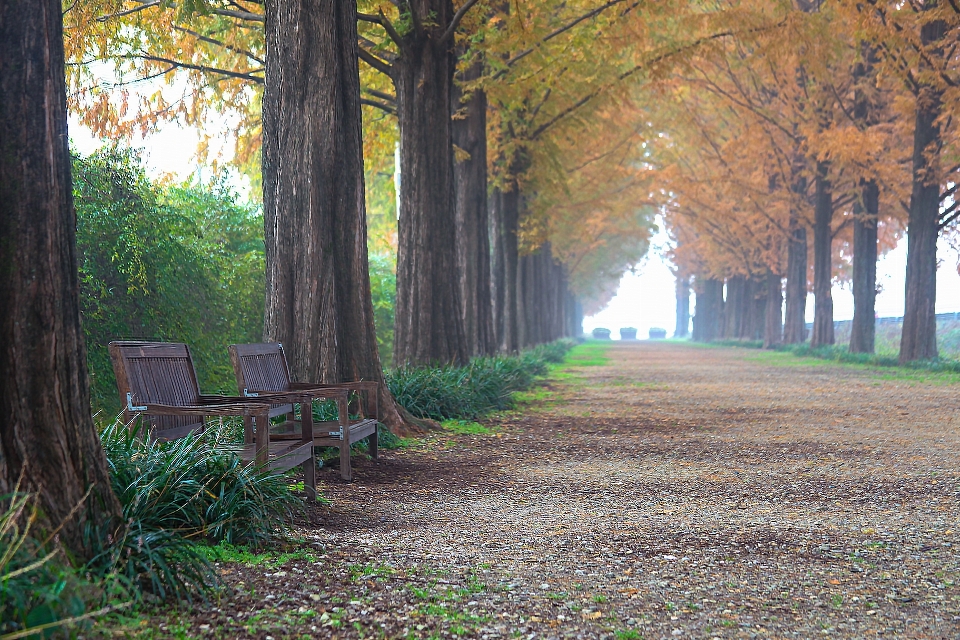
[328, 426, 344, 439]
[243, 388, 258, 397]
[126, 393, 147, 412]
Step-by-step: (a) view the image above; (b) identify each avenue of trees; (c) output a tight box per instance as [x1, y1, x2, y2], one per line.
[659, 0, 960, 363]
[5, 0, 960, 557]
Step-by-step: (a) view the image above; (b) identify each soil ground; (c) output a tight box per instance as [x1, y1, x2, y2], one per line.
[108, 341, 960, 639]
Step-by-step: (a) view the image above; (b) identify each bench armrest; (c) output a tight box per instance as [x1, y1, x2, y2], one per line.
[288, 381, 378, 393]
[239, 388, 350, 402]
[138, 402, 270, 418]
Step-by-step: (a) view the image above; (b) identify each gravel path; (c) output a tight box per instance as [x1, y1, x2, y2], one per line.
[152, 341, 960, 639]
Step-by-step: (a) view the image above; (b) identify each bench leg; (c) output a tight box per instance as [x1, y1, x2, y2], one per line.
[302, 405, 316, 501]
[370, 424, 379, 461]
[303, 455, 317, 500]
[339, 443, 352, 482]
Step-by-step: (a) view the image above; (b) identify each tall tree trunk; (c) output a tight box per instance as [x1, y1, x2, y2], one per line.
[453, 61, 494, 357]
[674, 274, 690, 338]
[262, 0, 413, 434]
[492, 182, 521, 352]
[693, 278, 723, 342]
[849, 48, 879, 354]
[723, 276, 745, 339]
[784, 226, 808, 344]
[392, 1, 469, 366]
[810, 161, 834, 347]
[850, 180, 879, 353]
[764, 270, 783, 348]
[0, 0, 121, 558]
[900, 15, 944, 363]
[743, 277, 765, 340]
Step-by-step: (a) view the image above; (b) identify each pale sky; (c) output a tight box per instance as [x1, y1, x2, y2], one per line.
[583, 220, 960, 339]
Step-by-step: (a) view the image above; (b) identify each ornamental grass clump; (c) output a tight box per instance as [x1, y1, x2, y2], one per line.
[86, 418, 301, 601]
[387, 339, 575, 420]
[100, 419, 299, 546]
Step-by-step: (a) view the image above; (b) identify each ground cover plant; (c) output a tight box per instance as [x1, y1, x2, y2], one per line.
[708, 338, 960, 373]
[0, 418, 304, 638]
[385, 339, 576, 421]
[0, 487, 114, 638]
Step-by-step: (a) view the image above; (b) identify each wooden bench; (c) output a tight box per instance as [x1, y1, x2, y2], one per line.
[109, 341, 322, 497]
[228, 342, 379, 482]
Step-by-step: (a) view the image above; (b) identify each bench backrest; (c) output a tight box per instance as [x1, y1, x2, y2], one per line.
[228, 343, 294, 417]
[108, 341, 204, 440]
[228, 343, 293, 393]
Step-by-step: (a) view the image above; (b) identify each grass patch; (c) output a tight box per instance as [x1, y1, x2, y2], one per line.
[441, 419, 493, 435]
[699, 338, 960, 381]
[562, 341, 611, 367]
[704, 339, 764, 349]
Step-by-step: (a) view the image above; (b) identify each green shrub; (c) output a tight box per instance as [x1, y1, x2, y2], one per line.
[73, 149, 264, 413]
[100, 419, 299, 546]
[386, 339, 575, 420]
[369, 252, 397, 368]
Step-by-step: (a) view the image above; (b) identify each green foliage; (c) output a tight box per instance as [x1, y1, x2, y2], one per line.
[386, 340, 575, 420]
[441, 419, 493, 435]
[99, 419, 299, 546]
[195, 541, 317, 569]
[85, 418, 301, 601]
[564, 342, 611, 367]
[776, 342, 960, 372]
[369, 252, 397, 367]
[707, 339, 764, 349]
[73, 149, 264, 413]
[0, 491, 98, 638]
[529, 338, 578, 363]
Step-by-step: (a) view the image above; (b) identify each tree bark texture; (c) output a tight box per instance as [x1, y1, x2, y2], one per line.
[692, 278, 723, 342]
[784, 226, 808, 344]
[900, 15, 944, 363]
[850, 180, 879, 353]
[0, 0, 121, 558]
[453, 66, 494, 357]
[674, 275, 690, 338]
[810, 161, 834, 347]
[262, 0, 412, 433]
[764, 271, 783, 348]
[490, 182, 520, 352]
[393, 1, 469, 366]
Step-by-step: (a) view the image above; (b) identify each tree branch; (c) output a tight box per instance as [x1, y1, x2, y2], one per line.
[441, 0, 483, 44]
[96, 0, 160, 22]
[173, 25, 264, 64]
[137, 55, 263, 84]
[361, 98, 396, 115]
[938, 200, 960, 229]
[358, 46, 394, 77]
[363, 88, 396, 103]
[504, 0, 626, 69]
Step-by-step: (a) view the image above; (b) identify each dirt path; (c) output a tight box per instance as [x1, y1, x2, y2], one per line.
[148, 342, 960, 639]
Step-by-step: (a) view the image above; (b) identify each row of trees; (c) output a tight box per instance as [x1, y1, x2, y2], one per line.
[64, 0, 661, 373]
[659, 0, 960, 363]
[5, 0, 667, 554]
[12, 0, 959, 559]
